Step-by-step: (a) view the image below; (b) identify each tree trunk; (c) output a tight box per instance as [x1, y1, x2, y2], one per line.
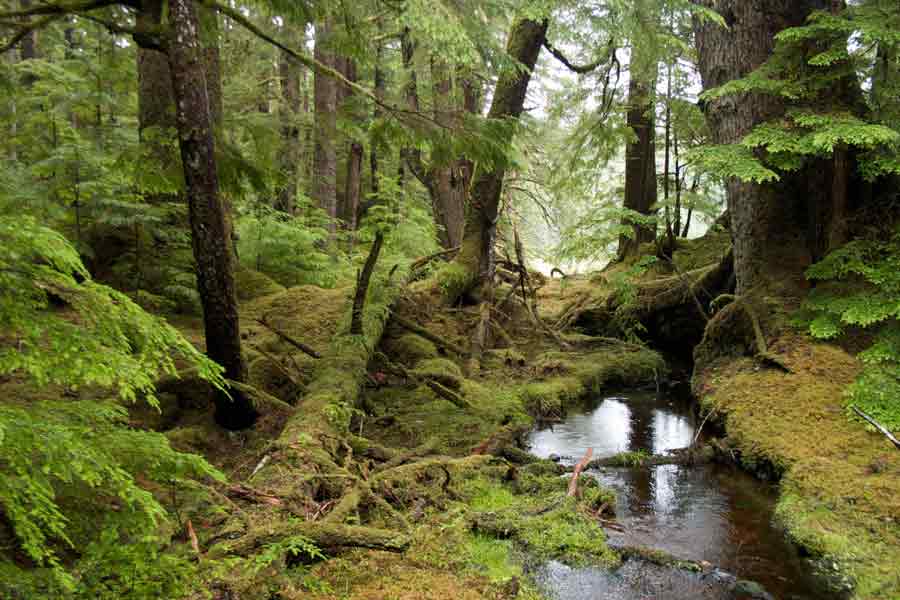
[693, 0, 837, 296]
[449, 18, 548, 305]
[338, 57, 362, 230]
[275, 34, 303, 214]
[137, 0, 177, 202]
[618, 73, 657, 259]
[430, 59, 466, 249]
[167, 0, 256, 430]
[313, 18, 338, 232]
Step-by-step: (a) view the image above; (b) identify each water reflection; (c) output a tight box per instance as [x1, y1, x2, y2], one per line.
[526, 390, 837, 600]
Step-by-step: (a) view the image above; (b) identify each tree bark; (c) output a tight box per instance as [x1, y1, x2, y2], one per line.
[618, 73, 657, 259]
[275, 30, 303, 215]
[693, 0, 836, 296]
[167, 0, 256, 430]
[137, 0, 177, 200]
[338, 57, 363, 230]
[313, 17, 338, 232]
[449, 18, 548, 306]
[430, 59, 466, 249]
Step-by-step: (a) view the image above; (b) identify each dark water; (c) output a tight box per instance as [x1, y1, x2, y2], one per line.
[527, 390, 839, 600]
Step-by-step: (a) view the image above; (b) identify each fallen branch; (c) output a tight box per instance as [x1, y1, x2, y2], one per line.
[390, 312, 467, 357]
[256, 317, 322, 359]
[226, 484, 282, 506]
[410, 246, 460, 272]
[251, 345, 301, 387]
[852, 406, 900, 450]
[567, 447, 594, 497]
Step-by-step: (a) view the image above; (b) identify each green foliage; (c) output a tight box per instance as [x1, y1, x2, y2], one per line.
[250, 530, 326, 574]
[695, 2, 900, 184]
[0, 217, 224, 403]
[0, 216, 227, 596]
[799, 230, 900, 431]
[237, 202, 345, 288]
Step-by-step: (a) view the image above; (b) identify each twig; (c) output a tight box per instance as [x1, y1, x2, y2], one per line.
[256, 317, 321, 359]
[852, 406, 900, 450]
[410, 245, 461, 271]
[567, 447, 594, 497]
[186, 519, 200, 557]
[249, 454, 271, 479]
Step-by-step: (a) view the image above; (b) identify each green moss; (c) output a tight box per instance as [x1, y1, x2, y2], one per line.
[234, 265, 286, 302]
[605, 449, 651, 468]
[412, 357, 464, 390]
[671, 230, 732, 272]
[384, 333, 439, 366]
[436, 262, 473, 304]
[695, 338, 900, 599]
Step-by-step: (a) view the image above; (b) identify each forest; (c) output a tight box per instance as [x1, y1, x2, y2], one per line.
[0, 0, 898, 598]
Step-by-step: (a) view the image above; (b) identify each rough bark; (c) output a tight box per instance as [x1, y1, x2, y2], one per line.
[167, 0, 255, 430]
[338, 57, 363, 230]
[693, 0, 838, 296]
[313, 18, 338, 231]
[430, 59, 466, 249]
[618, 73, 657, 259]
[137, 0, 177, 200]
[275, 34, 303, 214]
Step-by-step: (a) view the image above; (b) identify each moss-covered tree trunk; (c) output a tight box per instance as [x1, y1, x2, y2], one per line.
[167, 0, 256, 430]
[446, 18, 548, 305]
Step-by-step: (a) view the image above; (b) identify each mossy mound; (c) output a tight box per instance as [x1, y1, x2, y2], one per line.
[235, 264, 286, 302]
[382, 333, 440, 366]
[694, 336, 900, 599]
[412, 357, 464, 390]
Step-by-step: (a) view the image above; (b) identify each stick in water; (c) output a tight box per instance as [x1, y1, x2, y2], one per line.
[568, 447, 594, 497]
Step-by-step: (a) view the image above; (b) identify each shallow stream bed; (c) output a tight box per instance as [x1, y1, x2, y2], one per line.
[526, 390, 842, 600]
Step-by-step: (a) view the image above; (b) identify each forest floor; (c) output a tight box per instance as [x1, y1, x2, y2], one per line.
[7, 231, 897, 599]
[134, 236, 900, 600]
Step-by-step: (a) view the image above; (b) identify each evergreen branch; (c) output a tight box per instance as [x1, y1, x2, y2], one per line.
[0, 0, 132, 19]
[542, 37, 616, 75]
[0, 14, 63, 54]
[203, 0, 448, 132]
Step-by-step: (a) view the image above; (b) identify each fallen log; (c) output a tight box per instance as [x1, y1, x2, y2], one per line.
[217, 521, 411, 556]
[583, 446, 714, 470]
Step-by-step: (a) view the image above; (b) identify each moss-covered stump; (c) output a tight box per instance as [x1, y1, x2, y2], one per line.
[694, 335, 900, 599]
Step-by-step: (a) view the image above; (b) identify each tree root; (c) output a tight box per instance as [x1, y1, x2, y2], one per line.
[710, 294, 791, 373]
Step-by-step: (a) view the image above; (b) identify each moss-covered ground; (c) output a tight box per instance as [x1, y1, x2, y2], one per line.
[123, 266, 664, 600]
[694, 335, 900, 599]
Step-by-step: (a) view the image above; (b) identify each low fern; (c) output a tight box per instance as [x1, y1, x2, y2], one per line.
[799, 229, 900, 432]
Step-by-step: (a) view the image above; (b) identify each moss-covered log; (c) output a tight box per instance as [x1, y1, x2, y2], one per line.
[215, 521, 411, 556]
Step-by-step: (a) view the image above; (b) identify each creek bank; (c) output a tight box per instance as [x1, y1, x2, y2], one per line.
[527, 389, 844, 600]
[693, 334, 900, 600]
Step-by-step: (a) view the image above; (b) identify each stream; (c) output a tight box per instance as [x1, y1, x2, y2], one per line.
[525, 389, 842, 600]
